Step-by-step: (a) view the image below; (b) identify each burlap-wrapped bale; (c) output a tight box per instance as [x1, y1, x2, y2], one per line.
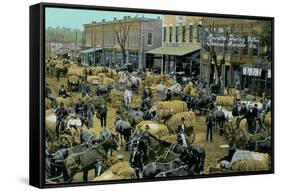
[98, 73, 106, 79]
[103, 77, 115, 86]
[183, 82, 193, 95]
[231, 152, 269, 172]
[87, 75, 101, 84]
[110, 89, 123, 107]
[129, 95, 142, 109]
[68, 66, 85, 76]
[159, 134, 177, 144]
[190, 87, 199, 97]
[56, 97, 74, 107]
[216, 96, 235, 106]
[54, 63, 64, 70]
[145, 74, 173, 87]
[68, 75, 80, 84]
[155, 100, 188, 118]
[136, 121, 170, 138]
[234, 89, 241, 100]
[166, 111, 196, 131]
[264, 112, 271, 128]
[94, 161, 136, 181]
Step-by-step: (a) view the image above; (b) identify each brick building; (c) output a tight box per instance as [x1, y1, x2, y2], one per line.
[82, 16, 162, 71]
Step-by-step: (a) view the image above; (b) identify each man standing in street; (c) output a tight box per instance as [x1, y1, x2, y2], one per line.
[206, 112, 213, 142]
[98, 104, 108, 128]
[55, 102, 68, 137]
[58, 84, 69, 98]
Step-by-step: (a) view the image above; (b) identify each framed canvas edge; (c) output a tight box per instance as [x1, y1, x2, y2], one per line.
[29, 2, 275, 189]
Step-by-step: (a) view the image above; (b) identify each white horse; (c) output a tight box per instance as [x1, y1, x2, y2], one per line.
[124, 89, 133, 106]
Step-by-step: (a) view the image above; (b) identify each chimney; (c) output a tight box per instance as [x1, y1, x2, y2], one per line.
[114, 17, 117, 21]
[102, 19, 106, 22]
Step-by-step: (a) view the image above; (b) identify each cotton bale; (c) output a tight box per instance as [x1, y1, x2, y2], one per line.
[87, 75, 101, 84]
[155, 100, 188, 118]
[68, 66, 85, 76]
[216, 96, 235, 106]
[166, 111, 196, 131]
[136, 121, 170, 138]
[231, 153, 269, 172]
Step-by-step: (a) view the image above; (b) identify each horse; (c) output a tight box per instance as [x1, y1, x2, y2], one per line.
[155, 165, 191, 177]
[213, 107, 227, 135]
[47, 142, 92, 181]
[142, 160, 182, 178]
[245, 136, 272, 154]
[115, 118, 132, 149]
[64, 134, 120, 182]
[124, 89, 133, 107]
[170, 143, 205, 175]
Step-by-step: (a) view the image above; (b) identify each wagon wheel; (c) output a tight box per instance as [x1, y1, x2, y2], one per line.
[186, 127, 195, 144]
[59, 135, 73, 148]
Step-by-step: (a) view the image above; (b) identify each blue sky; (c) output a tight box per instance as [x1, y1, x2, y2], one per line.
[46, 7, 162, 30]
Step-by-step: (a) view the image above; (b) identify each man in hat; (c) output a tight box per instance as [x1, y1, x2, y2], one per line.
[206, 112, 214, 142]
[45, 84, 58, 109]
[166, 89, 172, 101]
[246, 105, 257, 134]
[177, 117, 188, 134]
[55, 102, 68, 137]
[98, 104, 108, 128]
[58, 84, 69, 98]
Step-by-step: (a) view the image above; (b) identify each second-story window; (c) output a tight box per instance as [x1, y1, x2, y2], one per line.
[148, 33, 153, 46]
[182, 26, 186, 43]
[189, 25, 193, 43]
[163, 27, 166, 42]
[243, 37, 248, 55]
[169, 26, 173, 42]
[197, 26, 201, 42]
[175, 26, 179, 43]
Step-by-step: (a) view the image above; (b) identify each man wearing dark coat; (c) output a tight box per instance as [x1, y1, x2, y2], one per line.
[206, 113, 213, 142]
[166, 89, 172, 101]
[55, 102, 68, 137]
[98, 104, 108, 128]
[58, 84, 69, 98]
[246, 105, 257, 134]
[232, 101, 248, 128]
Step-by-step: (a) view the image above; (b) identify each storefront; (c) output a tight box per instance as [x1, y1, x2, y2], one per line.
[80, 48, 102, 66]
[146, 45, 201, 81]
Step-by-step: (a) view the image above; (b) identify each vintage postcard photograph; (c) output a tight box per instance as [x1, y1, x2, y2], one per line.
[44, 6, 273, 184]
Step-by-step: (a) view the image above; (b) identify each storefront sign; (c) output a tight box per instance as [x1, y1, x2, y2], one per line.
[243, 67, 262, 77]
[206, 34, 259, 48]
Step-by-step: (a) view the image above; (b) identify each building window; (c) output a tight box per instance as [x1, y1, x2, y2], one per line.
[197, 26, 201, 42]
[163, 27, 167, 42]
[182, 26, 186, 42]
[243, 37, 248, 55]
[253, 48, 258, 56]
[189, 25, 193, 43]
[169, 26, 173, 42]
[148, 33, 153, 46]
[175, 26, 179, 42]
[233, 47, 239, 55]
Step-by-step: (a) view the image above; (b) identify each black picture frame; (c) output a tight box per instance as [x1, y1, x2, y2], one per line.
[30, 2, 274, 188]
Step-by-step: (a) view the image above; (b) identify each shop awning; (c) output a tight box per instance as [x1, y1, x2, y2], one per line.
[80, 48, 102, 54]
[146, 46, 201, 56]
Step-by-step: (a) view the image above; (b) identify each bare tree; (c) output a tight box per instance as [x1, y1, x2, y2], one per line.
[114, 15, 138, 65]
